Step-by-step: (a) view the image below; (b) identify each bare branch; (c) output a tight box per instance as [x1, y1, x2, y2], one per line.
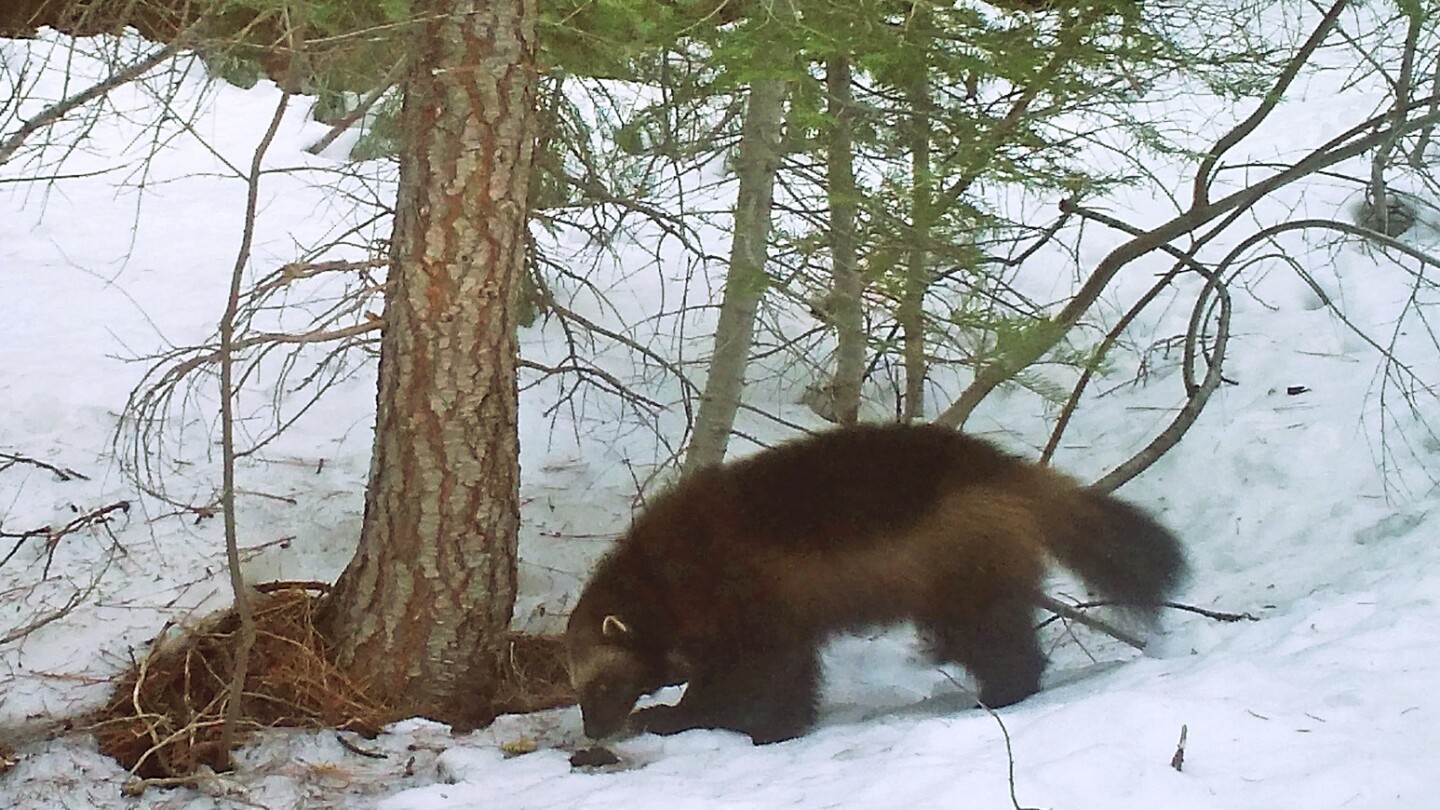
[1090, 267, 1230, 493]
[1041, 201, 1234, 492]
[215, 63, 294, 768]
[0, 501, 131, 575]
[0, 29, 197, 167]
[1057, 599, 1261, 623]
[1192, 0, 1353, 208]
[0, 451, 89, 481]
[0, 587, 87, 645]
[304, 60, 405, 156]
[935, 90, 1440, 430]
[1035, 594, 1147, 650]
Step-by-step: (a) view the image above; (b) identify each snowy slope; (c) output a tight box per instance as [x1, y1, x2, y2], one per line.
[3, 13, 1440, 810]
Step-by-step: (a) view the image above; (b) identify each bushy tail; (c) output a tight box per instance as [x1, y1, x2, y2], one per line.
[1039, 488, 1186, 623]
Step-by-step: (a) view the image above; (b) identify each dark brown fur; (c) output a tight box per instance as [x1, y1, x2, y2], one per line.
[565, 423, 1185, 743]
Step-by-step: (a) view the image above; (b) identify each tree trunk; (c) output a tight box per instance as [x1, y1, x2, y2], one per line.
[682, 73, 788, 473]
[900, 70, 933, 423]
[819, 54, 863, 426]
[319, 0, 536, 727]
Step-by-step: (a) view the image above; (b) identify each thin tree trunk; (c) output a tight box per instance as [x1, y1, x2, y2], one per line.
[1408, 53, 1439, 167]
[901, 70, 933, 422]
[1367, 4, 1420, 233]
[682, 73, 788, 473]
[216, 85, 291, 771]
[824, 54, 863, 426]
[319, 0, 536, 726]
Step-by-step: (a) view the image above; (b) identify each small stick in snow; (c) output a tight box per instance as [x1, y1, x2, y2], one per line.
[335, 732, 387, 760]
[940, 672, 1041, 810]
[0, 451, 89, 481]
[0, 500, 131, 576]
[1035, 594, 1148, 650]
[1042, 597, 1261, 626]
[1170, 724, 1188, 772]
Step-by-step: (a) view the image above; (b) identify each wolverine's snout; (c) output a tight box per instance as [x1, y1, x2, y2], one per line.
[580, 699, 632, 739]
[582, 715, 615, 739]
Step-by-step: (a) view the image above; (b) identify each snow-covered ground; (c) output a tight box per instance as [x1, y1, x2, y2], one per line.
[4, 11, 1440, 809]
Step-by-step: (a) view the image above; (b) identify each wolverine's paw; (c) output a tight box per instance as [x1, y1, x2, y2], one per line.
[630, 705, 702, 736]
[745, 724, 803, 745]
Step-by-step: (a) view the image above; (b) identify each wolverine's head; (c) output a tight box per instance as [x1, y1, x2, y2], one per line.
[565, 610, 670, 739]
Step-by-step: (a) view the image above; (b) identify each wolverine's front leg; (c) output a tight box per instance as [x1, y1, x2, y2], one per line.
[628, 668, 738, 736]
[629, 702, 706, 736]
[632, 645, 820, 744]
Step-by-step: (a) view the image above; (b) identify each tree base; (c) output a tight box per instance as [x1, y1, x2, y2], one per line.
[89, 584, 574, 780]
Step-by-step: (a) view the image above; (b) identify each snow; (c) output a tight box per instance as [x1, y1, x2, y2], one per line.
[4, 12, 1440, 809]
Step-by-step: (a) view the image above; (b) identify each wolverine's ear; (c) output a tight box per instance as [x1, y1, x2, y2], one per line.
[602, 614, 631, 638]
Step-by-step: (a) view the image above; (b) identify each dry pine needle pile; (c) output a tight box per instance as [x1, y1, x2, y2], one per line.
[91, 585, 574, 779]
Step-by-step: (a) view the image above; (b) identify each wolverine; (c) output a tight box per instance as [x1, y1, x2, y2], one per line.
[566, 423, 1185, 744]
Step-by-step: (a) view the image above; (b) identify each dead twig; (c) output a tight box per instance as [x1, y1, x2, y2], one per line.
[0, 500, 131, 576]
[1035, 594, 1148, 651]
[334, 732, 387, 759]
[2, 535, 118, 646]
[254, 580, 331, 595]
[0, 27, 199, 167]
[939, 671, 1040, 810]
[1170, 724, 1188, 771]
[304, 60, 405, 156]
[1, 587, 87, 645]
[1034, 595, 1258, 653]
[1050, 598, 1260, 624]
[0, 451, 89, 481]
[121, 772, 214, 797]
[1157, 601, 1259, 623]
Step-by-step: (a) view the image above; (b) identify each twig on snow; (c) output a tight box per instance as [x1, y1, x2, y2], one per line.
[0, 451, 89, 481]
[940, 670, 1041, 810]
[0, 500, 131, 576]
[1170, 724, 1188, 771]
[1036, 594, 1148, 650]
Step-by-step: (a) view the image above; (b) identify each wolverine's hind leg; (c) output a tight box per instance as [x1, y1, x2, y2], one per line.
[918, 499, 1048, 708]
[922, 592, 1044, 708]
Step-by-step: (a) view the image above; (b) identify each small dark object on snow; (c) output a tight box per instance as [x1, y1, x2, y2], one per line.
[1355, 194, 1416, 237]
[1171, 724, 1188, 771]
[570, 746, 621, 768]
[1286, 385, 1310, 396]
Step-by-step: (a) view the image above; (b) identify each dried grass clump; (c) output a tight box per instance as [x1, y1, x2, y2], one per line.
[92, 586, 396, 779]
[492, 633, 575, 716]
[90, 585, 576, 780]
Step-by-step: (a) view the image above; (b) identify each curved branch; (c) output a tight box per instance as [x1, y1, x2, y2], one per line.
[1091, 261, 1230, 493]
[934, 92, 1440, 430]
[215, 76, 292, 771]
[1192, 0, 1353, 207]
[1082, 209, 1440, 492]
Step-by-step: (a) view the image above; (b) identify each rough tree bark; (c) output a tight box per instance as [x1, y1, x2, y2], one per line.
[681, 72, 788, 473]
[319, 0, 536, 726]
